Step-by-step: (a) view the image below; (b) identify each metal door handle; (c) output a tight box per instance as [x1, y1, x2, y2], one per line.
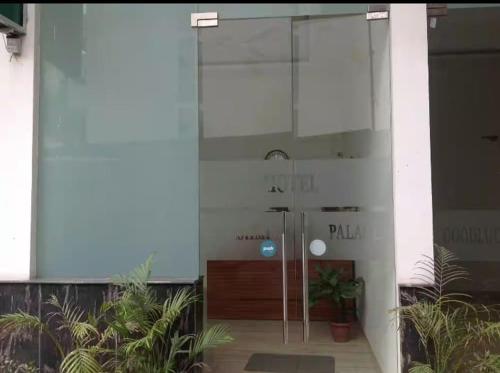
[281, 211, 288, 344]
[301, 211, 309, 343]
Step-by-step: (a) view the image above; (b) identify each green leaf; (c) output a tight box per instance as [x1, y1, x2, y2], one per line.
[308, 266, 363, 307]
[60, 348, 102, 373]
[409, 362, 434, 373]
[0, 256, 233, 373]
[0, 311, 45, 335]
[188, 324, 233, 361]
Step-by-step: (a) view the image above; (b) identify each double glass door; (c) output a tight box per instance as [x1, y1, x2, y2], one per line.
[199, 12, 394, 345]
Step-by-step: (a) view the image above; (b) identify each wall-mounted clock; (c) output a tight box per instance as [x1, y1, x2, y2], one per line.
[264, 149, 289, 160]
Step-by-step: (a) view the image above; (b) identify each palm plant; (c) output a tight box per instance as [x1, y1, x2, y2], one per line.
[0, 256, 232, 373]
[394, 245, 500, 373]
[105, 256, 233, 372]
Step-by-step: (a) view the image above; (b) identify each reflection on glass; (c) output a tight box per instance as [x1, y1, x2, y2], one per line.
[293, 16, 396, 373]
[429, 8, 500, 298]
[199, 18, 295, 348]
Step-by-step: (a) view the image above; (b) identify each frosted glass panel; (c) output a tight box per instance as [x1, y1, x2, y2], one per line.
[303, 211, 393, 261]
[294, 158, 392, 209]
[37, 4, 198, 278]
[200, 210, 286, 263]
[200, 160, 293, 210]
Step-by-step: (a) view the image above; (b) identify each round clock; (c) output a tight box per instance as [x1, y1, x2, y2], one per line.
[264, 149, 290, 160]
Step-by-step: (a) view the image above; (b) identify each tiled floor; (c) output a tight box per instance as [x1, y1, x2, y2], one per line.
[203, 319, 382, 373]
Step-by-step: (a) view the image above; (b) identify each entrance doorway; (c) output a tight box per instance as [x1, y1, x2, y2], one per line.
[198, 12, 396, 373]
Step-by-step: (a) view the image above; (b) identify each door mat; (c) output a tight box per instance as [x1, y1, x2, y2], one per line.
[244, 353, 335, 373]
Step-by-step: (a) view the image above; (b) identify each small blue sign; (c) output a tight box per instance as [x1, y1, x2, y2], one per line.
[260, 240, 277, 258]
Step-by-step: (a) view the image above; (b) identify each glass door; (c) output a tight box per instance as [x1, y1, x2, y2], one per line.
[198, 17, 296, 345]
[291, 11, 398, 369]
[292, 12, 382, 342]
[198, 11, 397, 372]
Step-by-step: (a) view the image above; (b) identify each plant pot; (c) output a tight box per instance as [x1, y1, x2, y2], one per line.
[330, 321, 352, 342]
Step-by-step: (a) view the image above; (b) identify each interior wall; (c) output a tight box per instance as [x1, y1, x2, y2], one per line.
[429, 8, 500, 292]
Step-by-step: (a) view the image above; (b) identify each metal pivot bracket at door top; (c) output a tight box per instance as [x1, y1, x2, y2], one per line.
[366, 4, 389, 20]
[192, 8, 389, 25]
[191, 12, 218, 28]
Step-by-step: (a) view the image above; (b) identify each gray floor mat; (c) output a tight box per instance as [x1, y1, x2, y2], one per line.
[244, 353, 335, 373]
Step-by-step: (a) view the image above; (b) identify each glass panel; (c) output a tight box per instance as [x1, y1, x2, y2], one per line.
[293, 14, 397, 372]
[448, 3, 500, 10]
[198, 12, 396, 371]
[429, 7, 500, 302]
[198, 17, 294, 343]
[429, 7, 500, 53]
[37, 4, 199, 278]
[198, 3, 369, 19]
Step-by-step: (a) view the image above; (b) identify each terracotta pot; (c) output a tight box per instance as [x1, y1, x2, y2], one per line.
[330, 321, 352, 342]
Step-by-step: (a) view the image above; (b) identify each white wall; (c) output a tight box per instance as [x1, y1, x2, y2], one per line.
[390, 4, 434, 286]
[0, 4, 37, 280]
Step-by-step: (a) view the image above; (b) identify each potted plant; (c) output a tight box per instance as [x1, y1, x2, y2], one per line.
[309, 265, 363, 342]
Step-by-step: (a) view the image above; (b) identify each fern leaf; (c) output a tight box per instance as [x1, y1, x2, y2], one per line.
[60, 348, 102, 373]
[0, 311, 45, 335]
[188, 324, 233, 361]
[409, 362, 434, 373]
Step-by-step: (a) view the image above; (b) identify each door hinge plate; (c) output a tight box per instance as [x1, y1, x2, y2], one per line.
[367, 4, 389, 21]
[367, 11, 389, 20]
[191, 12, 218, 28]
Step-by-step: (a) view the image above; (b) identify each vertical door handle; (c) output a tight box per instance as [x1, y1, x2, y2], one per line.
[301, 211, 309, 343]
[281, 211, 288, 344]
